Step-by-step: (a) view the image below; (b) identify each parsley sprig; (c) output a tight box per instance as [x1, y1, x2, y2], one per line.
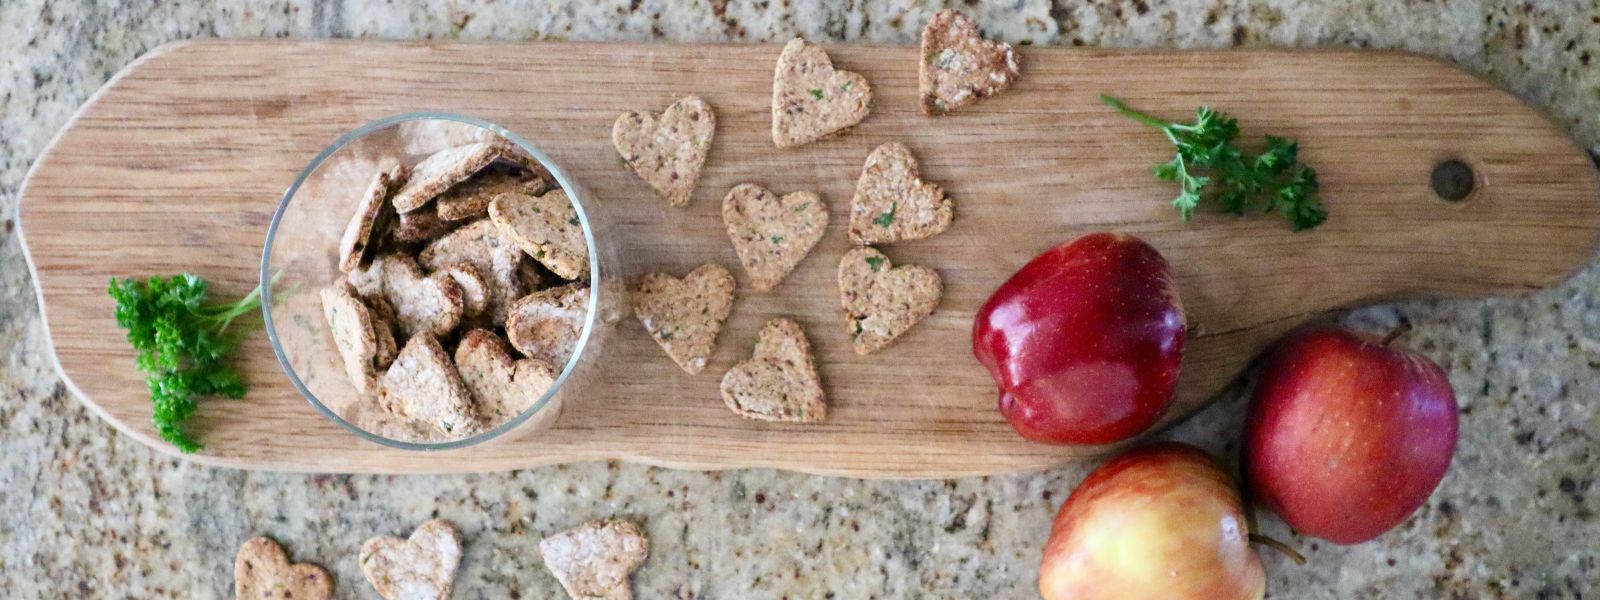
[1101, 94, 1327, 231]
[108, 274, 263, 453]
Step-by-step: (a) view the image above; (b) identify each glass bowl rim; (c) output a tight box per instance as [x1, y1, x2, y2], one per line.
[259, 111, 602, 451]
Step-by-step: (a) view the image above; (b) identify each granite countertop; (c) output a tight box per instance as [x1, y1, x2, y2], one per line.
[2, 1, 1597, 598]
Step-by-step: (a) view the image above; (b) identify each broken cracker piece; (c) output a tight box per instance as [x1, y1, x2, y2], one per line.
[919, 9, 1021, 115]
[234, 537, 333, 600]
[378, 334, 478, 437]
[359, 519, 462, 600]
[632, 264, 736, 375]
[721, 183, 828, 292]
[455, 328, 558, 423]
[848, 142, 952, 245]
[489, 190, 590, 281]
[771, 38, 873, 148]
[506, 283, 590, 368]
[539, 519, 649, 600]
[420, 219, 526, 324]
[613, 95, 716, 207]
[380, 255, 464, 338]
[339, 164, 406, 273]
[720, 318, 826, 423]
[838, 246, 942, 355]
[391, 141, 504, 213]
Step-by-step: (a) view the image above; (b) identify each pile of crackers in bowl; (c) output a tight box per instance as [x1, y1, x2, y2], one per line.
[322, 136, 592, 444]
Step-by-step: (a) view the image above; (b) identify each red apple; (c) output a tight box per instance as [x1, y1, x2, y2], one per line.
[1041, 443, 1265, 600]
[1243, 326, 1459, 545]
[973, 232, 1186, 445]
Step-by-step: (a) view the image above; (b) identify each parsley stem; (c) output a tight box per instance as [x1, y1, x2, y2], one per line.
[1099, 94, 1169, 130]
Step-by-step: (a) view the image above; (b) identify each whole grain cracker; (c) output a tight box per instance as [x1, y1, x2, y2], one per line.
[838, 246, 942, 355]
[539, 519, 650, 600]
[771, 38, 873, 148]
[455, 328, 558, 423]
[848, 142, 952, 245]
[380, 255, 463, 338]
[359, 519, 462, 600]
[234, 537, 333, 600]
[339, 164, 406, 273]
[632, 264, 736, 374]
[489, 190, 590, 280]
[436, 161, 549, 222]
[720, 318, 826, 423]
[721, 183, 828, 292]
[613, 95, 716, 207]
[378, 334, 478, 437]
[420, 219, 526, 323]
[391, 142, 504, 213]
[320, 282, 383, 395]
[506, 283, 590, 368]
[919, 9, 1022, 115]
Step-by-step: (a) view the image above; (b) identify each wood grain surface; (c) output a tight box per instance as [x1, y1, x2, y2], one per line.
[17, 40, 1600, 477]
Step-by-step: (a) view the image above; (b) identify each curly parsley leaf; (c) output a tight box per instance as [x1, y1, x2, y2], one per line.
[108, 274, 263, 453]
[1101, 94, 1327, 231]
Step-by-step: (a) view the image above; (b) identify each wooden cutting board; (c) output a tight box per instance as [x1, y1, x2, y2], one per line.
[18, 40, 1599, 478]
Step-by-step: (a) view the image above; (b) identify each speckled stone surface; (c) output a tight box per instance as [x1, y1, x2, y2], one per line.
[2, 1, 1597, 598]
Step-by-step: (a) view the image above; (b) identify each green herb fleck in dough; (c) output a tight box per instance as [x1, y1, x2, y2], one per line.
[770, 235, 785, 244]
[107, 274, 265, 453]
[794, 202, 809, 213]
[865, 255, 886, 273]
[569, 216, 581, 226]
[874, 202, 897, 228]
[853, 318, 864, 337]
[809, 88, 824, 100]
[841, 81, 853, 92]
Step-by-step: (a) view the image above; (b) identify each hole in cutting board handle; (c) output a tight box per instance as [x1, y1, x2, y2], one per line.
[1431, 159, 1476, 202]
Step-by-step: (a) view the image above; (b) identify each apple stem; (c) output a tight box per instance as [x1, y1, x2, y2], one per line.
[1378, 321, 1413, 347]
[1249, 533, 1307, 565]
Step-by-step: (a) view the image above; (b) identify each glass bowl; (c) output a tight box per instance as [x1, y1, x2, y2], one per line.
[261, 113, 623, 451]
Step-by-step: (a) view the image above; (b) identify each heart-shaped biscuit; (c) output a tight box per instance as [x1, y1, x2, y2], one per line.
[360, 519, 462, 600]
[540, 519, 650, 600]
[339, 163, 406, 273]
[489, 190, 590, 281]
[771, 38, 873, 148]
[234, 537, 333, 600]
[420, 219, 527, 324]
[391, 141, 505, 213]
[436, 161, 549, 222]
[722, 184, 828, 292]
[848, 142, 952, 245]
[379, 334, 478, 437]
[455, 328, 557, 422]
[614, 95, 716, 207]
[379, 255, 464, 339]
[321, 282, 389, 395]
[838, 246, 942, 355]
[506, 283, 590, 368]
[919, 9, 1021, 115]
[720, 318, 826, 423]
[633, 264, 736, 374]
